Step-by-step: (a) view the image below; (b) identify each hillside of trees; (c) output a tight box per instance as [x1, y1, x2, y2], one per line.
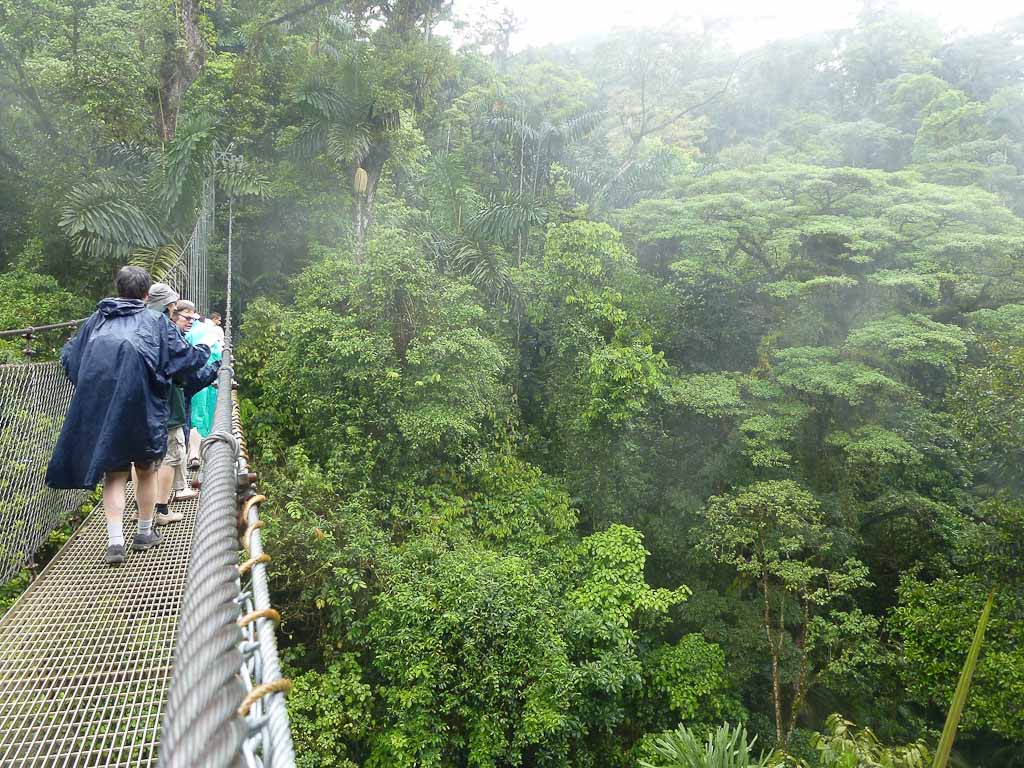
[2, 1, 1024, 765]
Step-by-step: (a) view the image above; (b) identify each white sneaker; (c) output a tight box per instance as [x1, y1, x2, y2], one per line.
[156, 511, 184, 525]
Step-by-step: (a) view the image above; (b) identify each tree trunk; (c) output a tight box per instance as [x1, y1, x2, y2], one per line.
[353, 145, 388, 262]
[785, 606, 812, 743]
[152, 0, 206, 141]
[762, 578, 784, 746]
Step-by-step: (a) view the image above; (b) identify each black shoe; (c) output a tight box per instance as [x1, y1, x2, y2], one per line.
[188, 458, 200, 471]
[132, 529, 163, 551]
[105, 544, 126, 564]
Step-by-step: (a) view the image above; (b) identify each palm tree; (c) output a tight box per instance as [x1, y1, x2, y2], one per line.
[569, 145, 680, 213]
[285, 61, 395, 262]
[480, 101, 605, 263]
[59, 114, 266, 274]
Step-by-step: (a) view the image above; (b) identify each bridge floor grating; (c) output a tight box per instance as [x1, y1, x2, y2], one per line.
[0, 482, 201, 767]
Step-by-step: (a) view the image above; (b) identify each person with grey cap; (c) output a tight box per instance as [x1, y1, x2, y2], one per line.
[145, 288, 219, 526]
[145, 281, 179, 315]
[166, 299, 201, 506]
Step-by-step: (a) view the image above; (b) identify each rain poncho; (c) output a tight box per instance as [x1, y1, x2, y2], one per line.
[45, 298, 212, 489]
[186, 319, 223, 437]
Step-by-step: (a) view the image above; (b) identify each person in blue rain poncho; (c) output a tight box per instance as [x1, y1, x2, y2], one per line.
[184, 310, 223, 469]
[45, 267, 214, 565]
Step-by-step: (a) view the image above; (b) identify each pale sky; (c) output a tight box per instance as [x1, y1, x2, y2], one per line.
[448, 0, 1022, 52]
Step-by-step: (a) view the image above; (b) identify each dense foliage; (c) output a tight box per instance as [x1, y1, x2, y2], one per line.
[3, 1, 1024, 765]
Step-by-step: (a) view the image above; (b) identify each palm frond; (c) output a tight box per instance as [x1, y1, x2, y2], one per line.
[561, 108, 607, 143]
[156, 113, 217, 216]
[324, 13, 357, 39]
[103, 142, 158, 176]
[286, 120, 330, 161]
[560, 164, 601, 200]
[433, 235, 522, 313]
[217, 154, 270, 198]
[130, 243, 184, 281]
[467, 193, 547, 244]
[60, 178, 166, 261]
[290, 77, 354, 119]
[487, 113, 539, 144]
[326, 123, 373, 165]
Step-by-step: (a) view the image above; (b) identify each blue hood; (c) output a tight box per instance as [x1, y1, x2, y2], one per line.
[97, 297, 148, 318]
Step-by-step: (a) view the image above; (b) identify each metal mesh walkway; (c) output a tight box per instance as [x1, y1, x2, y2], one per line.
[0, 485, 200, 767]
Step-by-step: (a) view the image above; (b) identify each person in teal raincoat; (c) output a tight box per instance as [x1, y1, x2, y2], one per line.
[185, 314, 223, 468]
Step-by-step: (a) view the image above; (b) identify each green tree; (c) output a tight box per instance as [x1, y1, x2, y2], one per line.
[889, 572, 1024, 743]
[698, 481, 875, 746]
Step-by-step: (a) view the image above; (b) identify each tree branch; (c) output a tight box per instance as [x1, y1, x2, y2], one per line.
[0, 39, 58, 137]
[645, 54, 748, 138]
[262, 0, 337, 29]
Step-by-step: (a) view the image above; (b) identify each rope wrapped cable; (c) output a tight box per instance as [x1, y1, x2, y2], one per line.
[0, 360, 88, 583]
[160, 362, 296, 768]
[233, 388, 296, 768]
[0, 318, 88, 339]
[158, 357, 247, 768]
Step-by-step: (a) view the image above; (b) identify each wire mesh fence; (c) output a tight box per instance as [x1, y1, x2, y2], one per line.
[0, 172, 213, 585]
[0, 360, 88, 584]
[233, 389, 295, 768]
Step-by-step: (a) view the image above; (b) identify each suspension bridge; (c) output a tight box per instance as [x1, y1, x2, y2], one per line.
[0, 178, 295, 767]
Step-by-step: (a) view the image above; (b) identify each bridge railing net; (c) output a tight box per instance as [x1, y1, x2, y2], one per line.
[164, 174, 213, 313]
[0, 360, 87, 583]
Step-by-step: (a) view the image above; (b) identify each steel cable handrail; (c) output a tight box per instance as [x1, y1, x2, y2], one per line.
[0, 318, 90, 339]
[157, 359, 248, 768]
